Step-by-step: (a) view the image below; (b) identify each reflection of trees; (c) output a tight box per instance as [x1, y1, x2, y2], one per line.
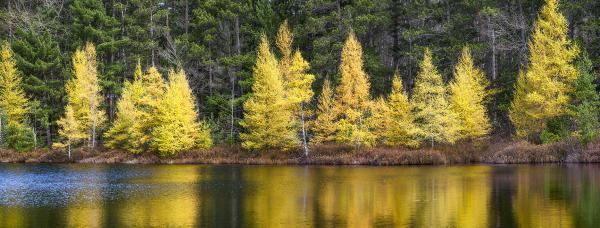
[513, 166, 574, 228]
[106, 165, 201, 227]
[412, 166, 490, 228]
[242, 166, 315, 227]
[238, 166, 492, 227]
[3, 164, 600, 227]
[569, 165, 600, 227]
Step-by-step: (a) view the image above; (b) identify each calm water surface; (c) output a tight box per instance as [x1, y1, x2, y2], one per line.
[0, 164, 599, 227]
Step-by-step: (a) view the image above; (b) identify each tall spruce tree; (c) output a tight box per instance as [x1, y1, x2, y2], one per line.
[570, 52, 600, 145]
[510, 0, 579, 140]
[0, 42, 33, 151]
[333, 32, 375, 147]
[449, 47, 491, 140]
[412, 49, 459, 146]
[240, 35, 297, 150]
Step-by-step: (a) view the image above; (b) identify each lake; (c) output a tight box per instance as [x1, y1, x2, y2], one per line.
[0, 164, 598, 227]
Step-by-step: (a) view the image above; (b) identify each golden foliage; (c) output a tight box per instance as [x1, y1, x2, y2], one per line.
[510, 0, 579, 138]
[240, 35, 298, 150]
[412, 49, 459, 146]
[449, 47, 491, 140]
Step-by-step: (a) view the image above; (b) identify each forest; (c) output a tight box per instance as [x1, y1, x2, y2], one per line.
[1, 0, 600, 160]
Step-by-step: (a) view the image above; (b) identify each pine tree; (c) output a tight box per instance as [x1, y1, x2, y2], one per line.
[311, 79, 337, 145]
[240, 35, 297, 150]
[449, 47, 491, 140]
[413, 49, 459, 146]
[570, 52, 600, 145]
[70, 0, 125, 96]
[0, 42, 33, 151]
[151, 69, 212, 156]
[57, 43, 106, 149]
[11, 29, 65, 148]
[375, 73, 421, 148]
[509, 0, 579, 139]
[334, 32, 375, 147]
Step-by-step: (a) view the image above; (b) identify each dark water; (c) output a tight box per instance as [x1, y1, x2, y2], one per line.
[0, 164, 599, 227]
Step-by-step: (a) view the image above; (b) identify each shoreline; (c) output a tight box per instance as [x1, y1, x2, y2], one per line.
[1, 139, 600, 165]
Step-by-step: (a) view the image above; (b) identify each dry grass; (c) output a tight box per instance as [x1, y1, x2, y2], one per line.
[1, 138, 600, 165]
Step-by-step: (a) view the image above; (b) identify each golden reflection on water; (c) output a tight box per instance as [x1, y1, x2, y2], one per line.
[1, 164, 598, 227]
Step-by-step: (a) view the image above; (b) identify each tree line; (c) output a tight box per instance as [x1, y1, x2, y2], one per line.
[0, 0, 599, 155]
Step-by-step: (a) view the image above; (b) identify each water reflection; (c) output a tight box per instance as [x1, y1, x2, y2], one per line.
[0, 164, 599, 227]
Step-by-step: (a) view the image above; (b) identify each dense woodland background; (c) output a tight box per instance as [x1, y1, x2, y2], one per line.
[1, 0, 600, 146]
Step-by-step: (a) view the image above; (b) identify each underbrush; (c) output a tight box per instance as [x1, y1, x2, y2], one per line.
[1, 138, 600, 165]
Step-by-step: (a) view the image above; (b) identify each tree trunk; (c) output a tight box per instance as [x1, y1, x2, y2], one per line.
[32, 127, 37, 150]
[46, 123, 51, 149]
[300, 104, 309, 157]
[185, 0, 189, 34]
[0, 117, 3, 145]
[150, 9, 155, 66]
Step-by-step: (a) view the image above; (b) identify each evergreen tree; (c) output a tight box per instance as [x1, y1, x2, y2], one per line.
[240, 35, 297, 150]
[151, 69, 212, 155]
[0, 42, 33, 151]
[376, 73, 420, 148]
[449, 47, 491, 140]
[413, 49, 459, 146]
[11, 29, 65, 147]
[510, 0, 579, 139]
[57, 43, 106, 149]
[570, 52, 600, 145]
[333, 32, 375, 147]
[127, 0, 170, 66]
[311, 79, 337, 145]
[70, 0, 125, 97]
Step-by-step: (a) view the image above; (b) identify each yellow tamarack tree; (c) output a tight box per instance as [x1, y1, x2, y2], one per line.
[276, 21, 315, 155]
[311, 79, 337, 145]
[0, 42, 32, 151]
[151, 69, 212, 156]
[276, 20, 293, 83]
[509, 0, 578, 139]
[57, 43, 106, 149]
[288, 51, 315, 155]
[374, 73, 421, 147]
[449, 47, 491, 140]
[412, 49, 459, 146]
[56, 106, 85, 158]
[104, 63, 146, 152]
[240, 35, 297, 150]
[131, 66, 166, 152]
[333, 32, 375, 147]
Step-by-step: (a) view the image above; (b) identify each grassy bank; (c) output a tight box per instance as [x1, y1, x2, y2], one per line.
[1, 138, 600, 165]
